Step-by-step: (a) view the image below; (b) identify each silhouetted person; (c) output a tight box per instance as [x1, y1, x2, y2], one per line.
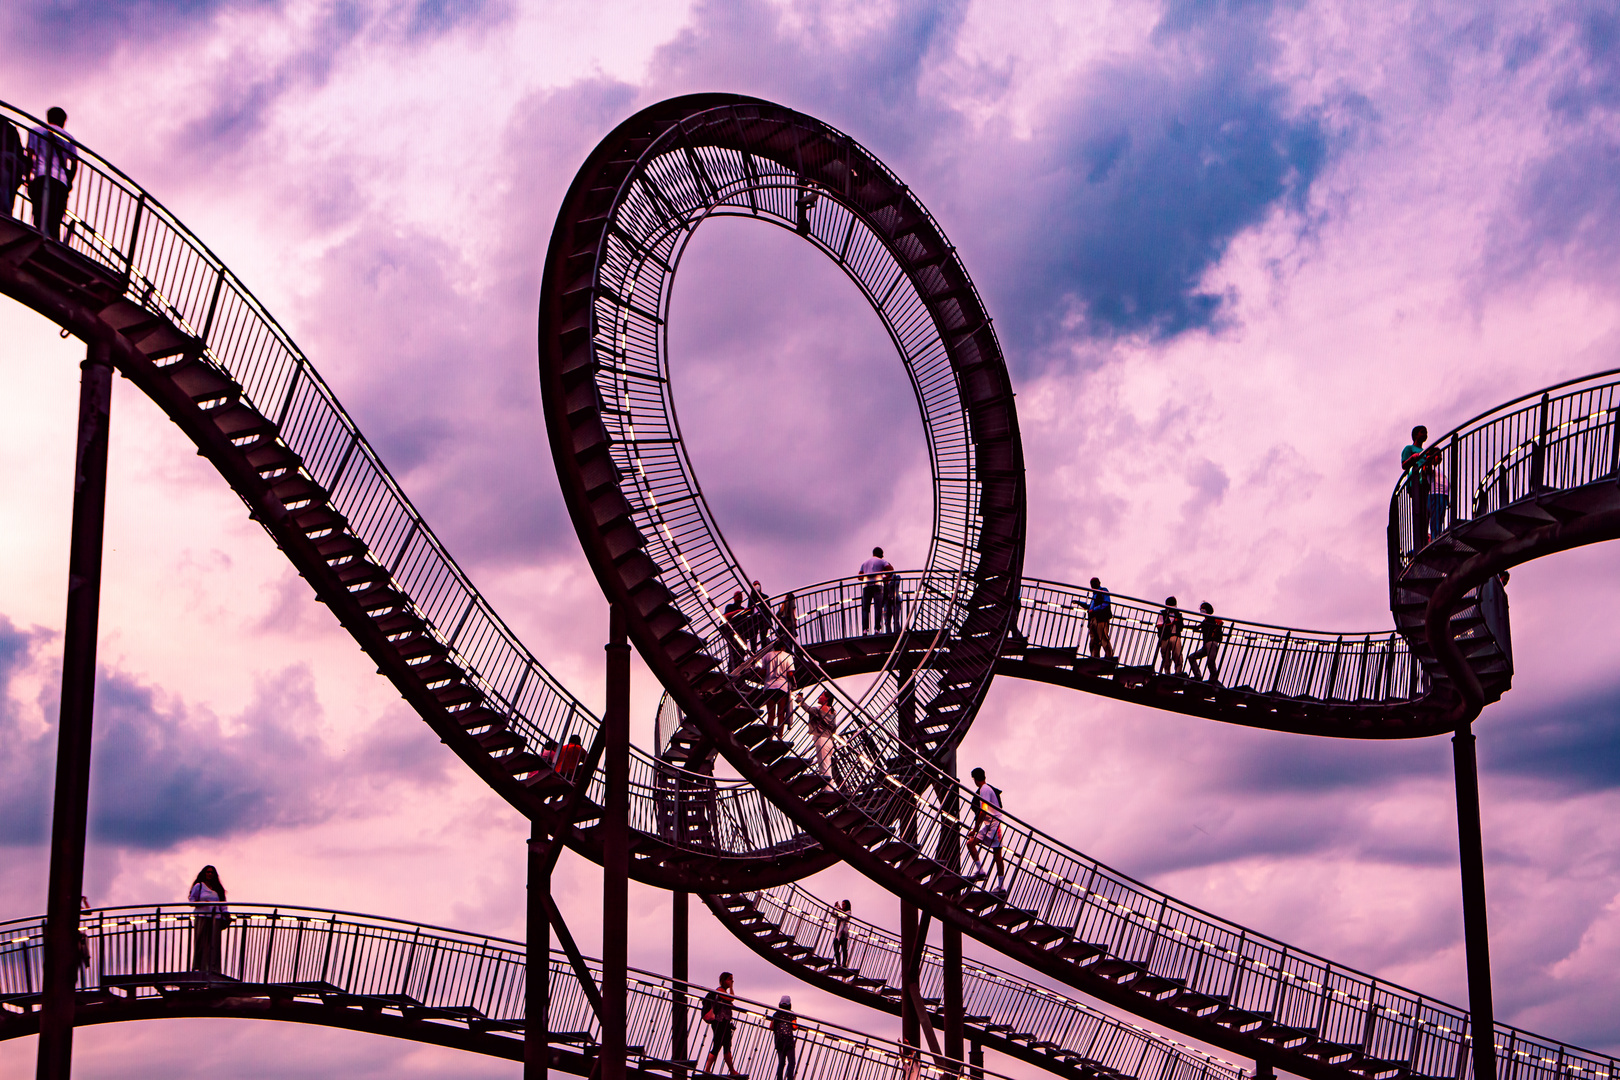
[882, 568, 901, 633]
[1189, 602, 1223, 683]
[76, 895, 91, 973]
[965, 767, 1007, 897]
[723, 589, 748, 670]
[1086, 578, 1115, 659]
[27, 107, 76, 240]
[0, 118, 23, 218]
[1429, 444, 1451, 540]
[555, 733, 583, 780]
[1156, 597, 1185, 675]
[795, 181, 818, 234]
[188, 865, 228, 975]
[748, 579, 770, 649]
[859, 547, 893, 634]
[1402, 425, 1433, 552]
[831, 899, 851, 968]
[775, 591, 797, 649]
[539, 737, 558, 769]
[701, 971, 742, 1076]
[772, 994, 798, 1080]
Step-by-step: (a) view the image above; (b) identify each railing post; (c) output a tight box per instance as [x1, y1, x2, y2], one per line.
[37, 338, 115, 1080]
[1531, 393, 1549, 492]
[1453, 723, 1497, 1080]
[601, 604, 630, 1080]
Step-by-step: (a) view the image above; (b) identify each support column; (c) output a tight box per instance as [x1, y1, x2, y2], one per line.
[672, 889, 688, 1077]
[1453, 724, 1496, 1080]
[943, 925, 963, 1063]
[969, 1038, 984, 1080]
[900, 900, 919, 1050]
[526, 833, 551, 1080]
[1255, 1061, 1275, 1080]
[601, 605, 630, 1080]
[37, 340, 115, 1080]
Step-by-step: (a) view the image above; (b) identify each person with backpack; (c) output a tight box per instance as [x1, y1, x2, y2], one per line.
[965, 767, 1008, 898]
[701, 971, 743, 1076]
[772, 994, 798, 1080]
[1188, 602, 1223, 684]
[1086, 578, 1115, 659]
[1156, 597, 1185, 675]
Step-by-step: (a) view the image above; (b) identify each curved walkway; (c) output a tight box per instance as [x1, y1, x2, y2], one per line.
[0, 904, 1008, 1079]
[1, 94, 1616, 1080]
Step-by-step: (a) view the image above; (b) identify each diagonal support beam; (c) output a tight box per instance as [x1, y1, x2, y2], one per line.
[545, 894, 603, 1019]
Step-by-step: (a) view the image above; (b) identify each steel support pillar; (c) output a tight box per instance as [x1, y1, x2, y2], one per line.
[1454, 724, 1497, 1080]
[943, 924, 963, 1063]
[969, 1038, 984, 1080]
[672, 889, 689, 1078]
[37, 340, 114, 1080]
[601, 605, 630, 1079]
[1255, 1061, 1275, 1080]
[526, 833, 551, 1080]
[900, 900, 920, 1049]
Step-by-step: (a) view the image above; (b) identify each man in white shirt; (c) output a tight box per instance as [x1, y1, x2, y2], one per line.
[27, 106, 76, 241]
[965, 766, 1008, 898]
[858, 546, 893, 634]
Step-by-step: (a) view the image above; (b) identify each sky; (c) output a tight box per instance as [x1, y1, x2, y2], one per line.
[3, 0, 1620, 1076]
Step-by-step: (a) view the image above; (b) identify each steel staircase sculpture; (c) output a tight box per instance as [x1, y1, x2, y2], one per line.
[0, 904, 1006, 1079]
[1, 92, 1617, 1080]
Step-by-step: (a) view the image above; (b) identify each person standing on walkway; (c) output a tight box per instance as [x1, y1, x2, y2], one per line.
[0, 118, 24, 219]
[831, 899, 851, 968]
[1402, 426, 1432, 552]
[1086, 578, 1115, 659]
[724, 590, 749, 671]
[882, 568, 902, 633]
[27, 107, 76, 240]
[1156, 597, 1185, 675]
[188, 866, 229, 974]
[859, 547, 893, 634]
[772, 994, 798, 1080]
[775, 591, 798, 649]
[701, 971, 743, 1077]
[1188, 602, 1223, 683]
[965, 767, 1008, 898]
[1429, 445, 1451, 541]
[748, 579, 771, 650]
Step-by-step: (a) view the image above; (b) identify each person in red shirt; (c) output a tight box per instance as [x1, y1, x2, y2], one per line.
[554, 734, 583, 780]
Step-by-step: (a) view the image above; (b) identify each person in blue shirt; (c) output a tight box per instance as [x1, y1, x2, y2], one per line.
[1085, 577, 1115, 659]
[26, 107, 77, 240]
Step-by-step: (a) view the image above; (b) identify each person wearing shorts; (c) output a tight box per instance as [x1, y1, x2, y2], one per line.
[1086, 578, 1115, 659]
[965, 767, 1008, 898]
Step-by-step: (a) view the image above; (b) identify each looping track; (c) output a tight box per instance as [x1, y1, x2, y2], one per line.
[2, 93, 1618, 1080]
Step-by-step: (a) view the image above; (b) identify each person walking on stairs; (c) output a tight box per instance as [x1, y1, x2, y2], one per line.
[724, 590, 749, 671]
[761, 646, 794, 738]
[831, 899, 851, 969]
[1086, 578, 1115, 659]
[701, 971, 743, 1076]
[554, 733, 583, 781]
[859, 547, 893, 634]
[808, 689, 841, 787]
[772, 994, 798, 1080]
[1188, 602, 1223, 684]
[965, 767, 1008, 897]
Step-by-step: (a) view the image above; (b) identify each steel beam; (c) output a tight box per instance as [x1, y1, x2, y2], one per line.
[601, 605, 630, 1079]
[1453, 724, 1497, 1080]
[943, 924, 963, 1062]
[900, 900, 919, 1049]
[37, 339, 114, 1080]
[672, 889, 688, 1078]
[526, 833, 551, 1080]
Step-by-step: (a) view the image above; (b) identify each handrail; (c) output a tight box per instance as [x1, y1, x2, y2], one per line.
[0, 903, 1014, 1078]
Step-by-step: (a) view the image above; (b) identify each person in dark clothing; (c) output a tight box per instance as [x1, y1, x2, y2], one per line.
[723, 590, 748, 670]
[1086, 577, 1115, 659]
[0, 119, 23, 218]
[775, 591, 797, 649]
[772, 994, 797, 1080]
[882, 569, 901, 633]
[188, 865, 229, 974]
[1402, 426, 1433, 553]
[1156, 597, 1184, 675]
[27, 107, 76, 240]
[701, 971, 742, 1076]
[1188, 602, 1223, 683]
[748, 579, 771, 650]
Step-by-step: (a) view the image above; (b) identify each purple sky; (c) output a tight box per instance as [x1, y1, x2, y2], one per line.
[5, 1, 1620, 1076]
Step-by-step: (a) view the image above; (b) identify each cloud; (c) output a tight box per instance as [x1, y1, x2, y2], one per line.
[1483, 679, 1620, 792]
[0, 0, 274, 64]
[0, 613, 449, 850]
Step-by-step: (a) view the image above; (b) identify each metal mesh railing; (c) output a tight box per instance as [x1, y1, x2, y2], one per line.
[0, 904, 1011, 1078]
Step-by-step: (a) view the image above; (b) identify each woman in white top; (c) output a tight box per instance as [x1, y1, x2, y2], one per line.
[762, 648, 794, 738]
[188, 865, 229, 975]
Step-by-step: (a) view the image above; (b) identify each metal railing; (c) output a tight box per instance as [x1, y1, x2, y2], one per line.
[740, 884, 1248, 1080]
[1389, 371, 1620, 573]
[0, 904, 1012, 1079]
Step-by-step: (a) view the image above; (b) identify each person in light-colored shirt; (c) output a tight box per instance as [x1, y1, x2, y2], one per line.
[965, 767, 1008, 898]
[188, 865, 229, 974]
[858, 547, 893, 634]
[761, 647, 794, 738]
[26, 107, 76, 240]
